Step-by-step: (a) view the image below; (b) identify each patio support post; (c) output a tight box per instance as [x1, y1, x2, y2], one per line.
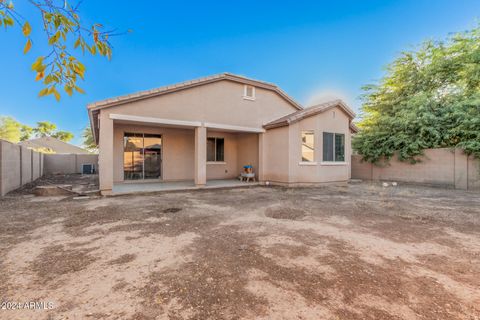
[194, 126, 207, 186]
[99, 112, 114, 195]
[258, 132, 266, 182]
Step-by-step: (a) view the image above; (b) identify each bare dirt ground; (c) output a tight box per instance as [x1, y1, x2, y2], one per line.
[10, 174, 99, 196]
[0, 182, 479, 319]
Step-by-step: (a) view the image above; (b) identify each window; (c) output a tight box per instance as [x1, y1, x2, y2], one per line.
[301, 131, 315, 162]
[207, 137, 224, 162]
[323, 132, 345, 162]
[243, 85, 255, 100]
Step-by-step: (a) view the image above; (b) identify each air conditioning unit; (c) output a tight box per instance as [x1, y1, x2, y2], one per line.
[82, 164, 95, 174]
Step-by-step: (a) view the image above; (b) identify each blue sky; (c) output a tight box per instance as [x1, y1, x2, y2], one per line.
[1, 0, 480, 146]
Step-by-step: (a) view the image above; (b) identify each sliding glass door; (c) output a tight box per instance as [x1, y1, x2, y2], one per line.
[124, 133, 162, 180]
[143, 134, 162, 179]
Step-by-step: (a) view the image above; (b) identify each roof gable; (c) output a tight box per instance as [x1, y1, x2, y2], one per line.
[87, 73, 302, 111]
[264, 99, 356, 129]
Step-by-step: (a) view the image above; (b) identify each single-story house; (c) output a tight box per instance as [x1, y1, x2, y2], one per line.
[87, 73, 357, 195]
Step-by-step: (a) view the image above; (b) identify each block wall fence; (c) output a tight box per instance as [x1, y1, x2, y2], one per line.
[0, 139, 98, 196]
[351, 148, 480, 190]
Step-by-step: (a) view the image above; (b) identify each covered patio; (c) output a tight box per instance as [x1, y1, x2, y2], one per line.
[99, 113, 264, 195]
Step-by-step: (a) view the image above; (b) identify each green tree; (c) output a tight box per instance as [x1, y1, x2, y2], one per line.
[32, 121, 73, 142]
[0, 117, 73, 143]
[353, 25, 480, 163]
[52, 130, 74, 142]
[82, 125, 97, 152]
[20, 125, 33, 141]
[0, 116, 23, 142]
[33, 121, 57, 137]
[0, 0, 120, 101]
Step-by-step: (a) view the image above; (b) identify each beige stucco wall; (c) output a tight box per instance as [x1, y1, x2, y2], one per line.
[113, 124, 195, 182]
[98, 80, 298, 129]
[351, 148, 479, 190]
[263, 106, 352, 184]
[263, 126, 290, 182]
[236, 133, 259, 175]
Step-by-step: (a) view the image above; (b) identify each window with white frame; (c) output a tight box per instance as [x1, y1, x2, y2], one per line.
[323, 132, 345, 162]
[243, 85, 255, 100]
[207, 137, 225, 162]
[301, 131, 315, 162]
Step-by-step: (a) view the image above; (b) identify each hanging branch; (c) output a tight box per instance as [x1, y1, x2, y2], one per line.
[0, 0, 126, 101]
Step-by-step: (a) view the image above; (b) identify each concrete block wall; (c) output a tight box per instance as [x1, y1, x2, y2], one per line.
[44, 154, 98, 174]
[44, 154, 76, 174]
[1, 139, 98, 196]
[351, 148, 480, 190]
[32, 151, 41, 180]
[468, 155, 480, 190]
[20, 146, 32, 185]
[0, 140, 22, 196]
[0, 139, 46, 196]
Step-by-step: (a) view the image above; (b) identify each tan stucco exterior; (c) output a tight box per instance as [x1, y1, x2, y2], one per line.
[263, 106, 352, 185]
[88, 74, 355, 194]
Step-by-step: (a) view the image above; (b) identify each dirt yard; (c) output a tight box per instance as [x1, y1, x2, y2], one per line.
[0, 183, 479, 320]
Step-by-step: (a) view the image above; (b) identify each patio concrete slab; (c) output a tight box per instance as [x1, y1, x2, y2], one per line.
[112, 179, 259, 195]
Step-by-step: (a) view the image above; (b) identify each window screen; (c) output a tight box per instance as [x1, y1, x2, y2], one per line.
[207, 138, 216, 162]
[335, 134, 345, 161]
[216, 138, 224, 162]
[323, 132, 345, 162]
[207, 137, 224, 162]
[323, 132, 334, 161]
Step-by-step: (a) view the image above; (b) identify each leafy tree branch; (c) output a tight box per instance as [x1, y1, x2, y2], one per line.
[0, 0, 123, 101]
